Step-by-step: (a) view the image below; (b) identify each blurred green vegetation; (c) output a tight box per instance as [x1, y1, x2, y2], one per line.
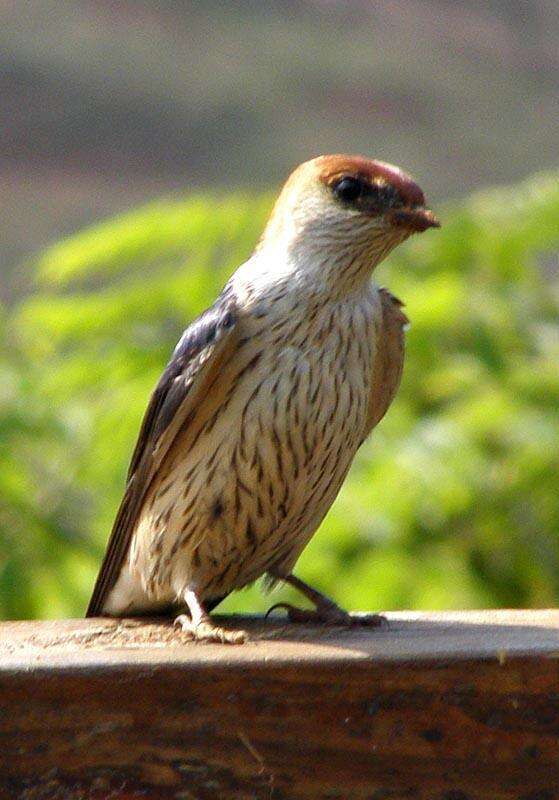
[1, 173, 558, 619]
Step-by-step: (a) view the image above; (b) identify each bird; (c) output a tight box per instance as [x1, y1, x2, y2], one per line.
[86, 154, 439, 643]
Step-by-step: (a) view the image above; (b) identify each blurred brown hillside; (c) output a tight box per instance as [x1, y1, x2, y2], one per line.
[1, 0, 558, 299]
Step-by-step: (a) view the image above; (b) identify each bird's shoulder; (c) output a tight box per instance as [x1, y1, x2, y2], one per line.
[377, 286, 409, 328]
[363, 285, 408, 437]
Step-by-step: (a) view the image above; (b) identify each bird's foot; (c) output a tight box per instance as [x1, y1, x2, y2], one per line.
[174, 614, 247, 644]
[266, 601, 387, 628]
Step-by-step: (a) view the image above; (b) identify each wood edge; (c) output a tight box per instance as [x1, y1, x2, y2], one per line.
[1, 610, 559, 673]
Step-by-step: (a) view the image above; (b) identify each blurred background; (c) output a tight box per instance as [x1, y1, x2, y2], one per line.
[0, 1, 558, 618]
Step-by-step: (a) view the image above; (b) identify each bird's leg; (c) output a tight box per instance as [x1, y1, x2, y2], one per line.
[174, 589, 247, 644]
[267, 574, 386, 627]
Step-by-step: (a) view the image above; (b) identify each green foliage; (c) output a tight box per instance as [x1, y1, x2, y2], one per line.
[1, 175, 558, 619]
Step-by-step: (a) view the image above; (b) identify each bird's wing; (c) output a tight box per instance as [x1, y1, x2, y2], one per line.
[86, 291, 240, 617]
[363, 287, 407, 438]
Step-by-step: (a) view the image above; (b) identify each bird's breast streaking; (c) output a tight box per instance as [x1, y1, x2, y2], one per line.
[103, 282, 378, 615]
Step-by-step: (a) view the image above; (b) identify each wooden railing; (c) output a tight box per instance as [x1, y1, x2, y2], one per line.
[1, 610, 559, 799]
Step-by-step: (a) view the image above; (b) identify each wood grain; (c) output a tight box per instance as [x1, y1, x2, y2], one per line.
[1, 611, 559, 799]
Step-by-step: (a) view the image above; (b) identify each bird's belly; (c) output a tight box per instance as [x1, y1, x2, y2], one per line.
[106, 335, 373, 614]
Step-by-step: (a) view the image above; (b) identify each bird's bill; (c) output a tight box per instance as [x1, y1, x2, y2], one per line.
[387, 207, 440, 232]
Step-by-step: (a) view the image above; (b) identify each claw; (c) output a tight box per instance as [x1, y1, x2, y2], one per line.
[265, 602, 292, 620]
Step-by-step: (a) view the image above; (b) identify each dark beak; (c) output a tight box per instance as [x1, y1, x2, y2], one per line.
[388, 207, 440, 233]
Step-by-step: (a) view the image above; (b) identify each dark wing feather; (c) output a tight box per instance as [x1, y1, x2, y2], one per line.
[86, 291, 239, 617]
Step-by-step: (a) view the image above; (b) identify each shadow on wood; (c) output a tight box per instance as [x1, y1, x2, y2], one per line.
[1, 610, 559, 799]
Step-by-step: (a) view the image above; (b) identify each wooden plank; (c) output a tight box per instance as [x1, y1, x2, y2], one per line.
[1, 611, 559, 799]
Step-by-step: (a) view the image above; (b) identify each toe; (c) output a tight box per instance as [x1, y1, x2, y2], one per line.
[223, 628, 248, 645]
[195, 621, 248, 645]
[314, 602, 353, 626]
[350, 613, 388, 628]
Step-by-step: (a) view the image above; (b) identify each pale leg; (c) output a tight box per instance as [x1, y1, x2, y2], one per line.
[174, 589, 247, 644]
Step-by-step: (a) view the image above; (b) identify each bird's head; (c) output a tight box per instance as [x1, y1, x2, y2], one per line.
[258, 154, 439, 289]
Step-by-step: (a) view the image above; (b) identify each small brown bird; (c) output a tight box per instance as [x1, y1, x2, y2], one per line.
[86, 154, 439, 642]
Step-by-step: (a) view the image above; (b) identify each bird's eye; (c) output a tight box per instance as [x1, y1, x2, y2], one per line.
[332, 176, 366, 205]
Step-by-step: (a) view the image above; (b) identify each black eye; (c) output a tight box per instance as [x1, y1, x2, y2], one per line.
[332, 176, 366, 205]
